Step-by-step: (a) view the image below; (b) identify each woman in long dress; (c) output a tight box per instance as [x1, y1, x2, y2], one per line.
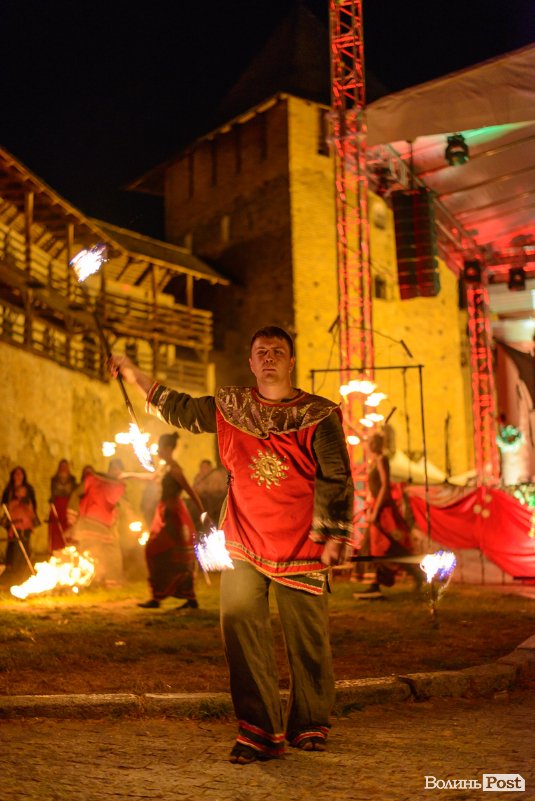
[354, 433, 422, 599]
[1, 467, 39, 583]
[48, 459, 77, 552]
[138, 432, 204, 610]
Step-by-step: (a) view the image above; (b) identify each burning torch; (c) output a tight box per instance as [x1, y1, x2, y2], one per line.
[69, 243, 154, 472]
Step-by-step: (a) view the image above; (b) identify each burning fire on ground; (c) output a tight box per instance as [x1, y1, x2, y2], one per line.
[10, 546, 96, 600]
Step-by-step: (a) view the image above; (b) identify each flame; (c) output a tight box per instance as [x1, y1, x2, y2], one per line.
[359, 417, 374, 428]
[130, 521, 149, 545]
[115, 432, 132, 445]
[70, 243, 107, 282]
[420, 550, 457, 584]
[195, 528, 234, 572]
[10, 546, 95, 599]
[129, 423, 155, 472]
[347, 434, 361, 446]
[102, 441, 117, 457]
[340, 379, 377, 397]
[366, 412, 384, 423]
[365, 392, 388, 407]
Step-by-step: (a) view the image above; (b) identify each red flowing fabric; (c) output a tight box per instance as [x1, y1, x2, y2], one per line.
[79, 473, 125, 527]
[409, 487, 535, 578]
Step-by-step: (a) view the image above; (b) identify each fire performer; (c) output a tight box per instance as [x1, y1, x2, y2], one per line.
[109, 326, 353, 764]
[127, 432, 204, 610]
[48, 459, 77, 552]
[353, 432, 423, 600]
[67, 462, 126, 588]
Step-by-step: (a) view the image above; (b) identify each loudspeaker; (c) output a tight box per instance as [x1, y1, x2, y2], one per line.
[463, 260, 482, 284]
[391, 188, 440, 299]
[508, 266, 526, 292]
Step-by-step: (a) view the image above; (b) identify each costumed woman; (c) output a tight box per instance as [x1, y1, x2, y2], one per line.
[138, 432, 204, 610]
[48, 459, 77, 553]
[67, 462, 126, 588]
[1, 467, 39, 583]
[353, 432, 422, 600]
[2, 466, 37, 509]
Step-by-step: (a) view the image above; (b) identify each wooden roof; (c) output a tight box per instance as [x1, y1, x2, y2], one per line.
[92, 220, 228, 286]
[0, 146, 227, 288]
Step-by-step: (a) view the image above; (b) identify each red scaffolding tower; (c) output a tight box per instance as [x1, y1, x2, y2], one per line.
[329, 0, 374, 536]
[466, 276, 501, 485]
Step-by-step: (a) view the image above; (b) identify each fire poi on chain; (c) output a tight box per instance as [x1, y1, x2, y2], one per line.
[102, 431, 158, 465]
[420, 550, 457, 584]
[69, 243, 155, 472]
[419, 550, 457, 626]
[128, 423, 155, 472]
[70, 243, 108, 282]
[194, 513, 234, 572]
[129, 520, 149, 546]
[10, 546, 96, 600]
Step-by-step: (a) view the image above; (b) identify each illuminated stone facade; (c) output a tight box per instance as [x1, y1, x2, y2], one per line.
[162, 95, 473, 477]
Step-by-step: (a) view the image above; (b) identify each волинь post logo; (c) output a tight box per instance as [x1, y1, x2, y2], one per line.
[424, 774, 525, 792]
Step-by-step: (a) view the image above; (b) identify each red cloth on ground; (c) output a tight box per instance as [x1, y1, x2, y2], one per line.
[409, 487, 535, 578]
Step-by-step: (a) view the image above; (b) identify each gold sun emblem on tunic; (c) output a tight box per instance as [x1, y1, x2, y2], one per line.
[249, 449, 289, 488]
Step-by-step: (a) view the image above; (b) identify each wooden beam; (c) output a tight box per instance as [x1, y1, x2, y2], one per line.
[24, 191, 33, 275]
[186, 274, 193, 308]
[100, 255, 107, 323]
[151, 263, 158, 316]
[66, 222, 74, 301]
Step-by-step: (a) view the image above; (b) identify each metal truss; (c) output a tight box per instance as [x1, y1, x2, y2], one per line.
[466, 277, 501, 485]
[329, 0, 374, 540]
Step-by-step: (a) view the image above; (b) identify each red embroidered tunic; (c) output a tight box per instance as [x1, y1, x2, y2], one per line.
[146, 384, 354, 593]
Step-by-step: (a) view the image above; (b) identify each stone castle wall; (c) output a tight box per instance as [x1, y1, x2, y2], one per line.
[0, 343, 216, 554]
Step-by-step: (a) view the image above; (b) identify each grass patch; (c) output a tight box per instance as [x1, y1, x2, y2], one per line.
[0, 575, 533, 696]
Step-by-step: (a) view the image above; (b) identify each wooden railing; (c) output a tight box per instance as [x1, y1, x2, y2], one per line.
[0, 219, 213, 391]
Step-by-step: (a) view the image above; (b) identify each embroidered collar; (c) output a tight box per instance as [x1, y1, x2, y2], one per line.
[215, 386, 339, 438]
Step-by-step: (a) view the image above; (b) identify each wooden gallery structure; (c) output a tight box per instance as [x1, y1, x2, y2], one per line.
[0, 146, 228, 394]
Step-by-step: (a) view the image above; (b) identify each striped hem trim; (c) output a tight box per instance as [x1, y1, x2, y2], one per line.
[235, 735, 286, 756]
[239, 720, 286, 744]
[226, 542, 325, 574]
[237, 720, 286, 755]
[289, 727, 330, 747]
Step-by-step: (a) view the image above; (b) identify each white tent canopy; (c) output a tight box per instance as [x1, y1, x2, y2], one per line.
[367, 44, 535, 145]
[366, 44, 535, 256]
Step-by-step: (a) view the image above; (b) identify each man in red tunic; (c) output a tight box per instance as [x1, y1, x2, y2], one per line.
[109, 326, 353, 763]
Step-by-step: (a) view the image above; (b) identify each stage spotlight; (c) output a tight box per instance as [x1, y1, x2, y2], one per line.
[508, 266, 526, 292]
[463, 260, 482, 283]
[445, 134, 469, 166]
[373, 164, 393, 198]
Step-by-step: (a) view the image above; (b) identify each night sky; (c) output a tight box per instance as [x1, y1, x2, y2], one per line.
[1, 0, 533, 238]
